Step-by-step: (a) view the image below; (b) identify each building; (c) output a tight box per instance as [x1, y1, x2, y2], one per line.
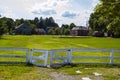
[34, 28, 46, 35]
[71, 26, 89, 36]
[14, 23, 32, 35]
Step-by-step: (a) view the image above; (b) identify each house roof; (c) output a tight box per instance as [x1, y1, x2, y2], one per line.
[15, 23, 30, 29]
[72, 26, 88, 30]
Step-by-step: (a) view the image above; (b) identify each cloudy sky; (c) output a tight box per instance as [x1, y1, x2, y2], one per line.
[0, 0, 99, 26]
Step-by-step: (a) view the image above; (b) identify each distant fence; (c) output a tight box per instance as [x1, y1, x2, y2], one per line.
[0, 48, 120, 67]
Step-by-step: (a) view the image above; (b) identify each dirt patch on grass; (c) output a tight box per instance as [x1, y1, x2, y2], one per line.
[50, 72, 105, 80]
[50, 72, 80, 80]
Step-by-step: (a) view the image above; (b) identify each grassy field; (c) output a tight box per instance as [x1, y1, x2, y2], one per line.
[0, 35, 120, 80]
[0, 35, 120, 49]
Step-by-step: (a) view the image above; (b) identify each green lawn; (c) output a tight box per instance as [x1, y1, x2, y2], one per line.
[0, 35, 120, 49]
[0, 35, 120, 80]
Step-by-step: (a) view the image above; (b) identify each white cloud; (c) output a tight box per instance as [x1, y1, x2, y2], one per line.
[30, 0, 69, 14]
[62, 11, 78, 18]
[32, 9, 57, 15]
[0, 6, 19, 19]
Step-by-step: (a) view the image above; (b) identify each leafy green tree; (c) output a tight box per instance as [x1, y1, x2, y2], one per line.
[89, 0, 120, 37]
[15, 19, 21, 26]
[54, 27, 60, 35]
[61, 24, 70, 35]
[24, 20, 31, 26]
[107, 17, 120, 37]
[44, 17, 58, 27]
[0, 17, 14, 35]
[34, 17, 39, 24]
[6, 18, 14, 34]
[38, 17, 46, 29]
[48, 29, 55, 35]
[63, 29, 70, 35]
[45, 17, 49, 26]
[15, 18, 25, 26]
[30, 24, 37, 34]
[70, 23, 76, 30]
[61, 24, 69, 29]
[0, 21, 8, 36]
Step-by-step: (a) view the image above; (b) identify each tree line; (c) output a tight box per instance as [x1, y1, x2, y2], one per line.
[0, 16, 76, 36]
[0, 16, 58, 35]
[48, 23, 76, 35]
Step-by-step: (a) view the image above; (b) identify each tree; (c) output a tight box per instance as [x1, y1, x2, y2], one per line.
[15, 18, 25, 26]
[45, 17, 49, 26]
[49, 17, 55, 23]
[0, 21, 8, 36]
[38, 17, 46, 29]
[48, 29, 55, 35]
[24, 20, 31, 26]
[63, 29, 70, 35]
[89, 0, 120, 37]
[61, 24, 69, 29]
[47, 17, 58, 27]
[61, 24, 70, 35]
[30, 24, 37, 34]
[70, 23, 76, 30]
[15, 19, 21, 26]
[6, 18, 14, 34]
[34, 17, 39, 24]
[0, 17, 14, 35]
[107, 17, 120, 37]
[54, 27, 60, 35]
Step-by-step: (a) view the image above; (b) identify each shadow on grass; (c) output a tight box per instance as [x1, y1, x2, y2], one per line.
[54, 36, 92, 39]
[0, 37, 11, 40]
[51, 63, 120, 69]
[0, 62, 34, 67]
